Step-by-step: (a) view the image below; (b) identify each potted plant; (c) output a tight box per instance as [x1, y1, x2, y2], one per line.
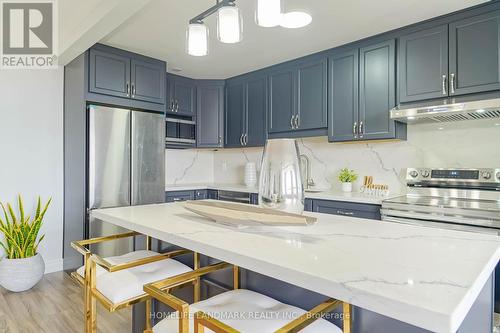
[338, 168, 358, 193]
[0, 195, 51, 292]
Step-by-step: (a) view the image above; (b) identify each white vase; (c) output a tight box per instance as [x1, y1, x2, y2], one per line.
[0, 253, 45, 292]
[341, 182, 353, 193]
[244, 162, 257, 187]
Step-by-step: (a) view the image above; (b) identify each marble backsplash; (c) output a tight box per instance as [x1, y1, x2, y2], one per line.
[166, 119, 500, 194]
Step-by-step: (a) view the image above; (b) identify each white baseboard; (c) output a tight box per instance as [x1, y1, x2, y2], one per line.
[44, 258, 64, 274]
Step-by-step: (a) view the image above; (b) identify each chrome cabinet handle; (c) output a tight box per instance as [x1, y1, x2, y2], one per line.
[131, 84, 136, 98]
[359, 121, 364, 139]
[450, 73, 455, 94]
[173, 198, 186, 202]
[442, 75, 447, 95]
[244, 133, 248, 146]
[126, 83, 130, 97]
[170, 100, 175, 112]
[175, 100, 179, 112]
[295, 114, 300, 129]
[218, 136, 222, 145]
[239, 133, 244, 146]
[336, 210, 354, 216]
[353, 121, 358, 139]
[290, 115, 295, 129]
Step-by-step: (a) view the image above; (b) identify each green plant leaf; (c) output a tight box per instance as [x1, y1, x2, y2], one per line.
[18, 195, 24, 225]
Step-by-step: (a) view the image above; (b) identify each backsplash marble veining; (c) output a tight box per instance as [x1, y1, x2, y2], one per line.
[166, 120, 500, 194]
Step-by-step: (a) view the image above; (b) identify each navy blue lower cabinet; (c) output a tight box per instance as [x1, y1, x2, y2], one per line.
[194, 190, 207, 200]
[250, 193, 259, 205]
[304, 198, 313, 212]
[207, 189, 218, 200]
[165, 190, 195, 203]
[311, 199, 381, 220]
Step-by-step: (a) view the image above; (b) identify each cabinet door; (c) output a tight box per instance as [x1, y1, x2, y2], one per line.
[328, 49, 359, 142]
[297, 58, 327, 130]
[197, 84, 224, 148]
[245, 77, 267, 147]
[268, 69, 296, 134]
[89, 48, 131, 98]
[131, 58, 165, 104]
[359, 39, 396, 140]
[399, 25, 448, 102]
[165, 191, 195, 202]
[449, 10, 500, 95]
[312, 199, 381, 220]
[225, 83, 245, 147]
[168, 75, 196, 116]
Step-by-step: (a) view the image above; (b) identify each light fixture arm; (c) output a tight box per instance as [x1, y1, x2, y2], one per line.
[189, 0, 236, 24]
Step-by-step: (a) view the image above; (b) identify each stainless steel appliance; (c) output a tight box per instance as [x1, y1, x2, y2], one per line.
[87, 105, 165, 257]
[165, 116, 196, 148]
[390, 92, 500, 124]
[382, 167, 500, 234]
[382, 167, 500, 312]
[217, 190, 251, 204]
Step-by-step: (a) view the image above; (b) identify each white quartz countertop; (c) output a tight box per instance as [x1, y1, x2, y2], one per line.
[165, 183, 393, 205]
[92, 202, 500, 333]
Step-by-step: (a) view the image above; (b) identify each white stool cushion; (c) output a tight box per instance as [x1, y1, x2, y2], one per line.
[153, 289, 342, 333]
[77, 250, 192, 305]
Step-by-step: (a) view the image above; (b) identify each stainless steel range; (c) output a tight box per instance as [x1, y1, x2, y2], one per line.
[381, 168, 500, 235]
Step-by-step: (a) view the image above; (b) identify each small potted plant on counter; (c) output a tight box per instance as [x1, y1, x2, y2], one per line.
[0, 195, 51, 292]
[338, 168, 358, 193]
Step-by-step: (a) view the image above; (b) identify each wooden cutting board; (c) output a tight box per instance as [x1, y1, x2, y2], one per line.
[183, 200, 317, 227]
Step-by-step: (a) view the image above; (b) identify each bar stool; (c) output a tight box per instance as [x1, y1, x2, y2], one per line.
[71, 231, 202, 333]
[143, 262, 351, 333]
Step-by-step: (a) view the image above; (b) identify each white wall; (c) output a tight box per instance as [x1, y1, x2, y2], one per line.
[166, 120, 500, 195]
[0, 69, 64, 273]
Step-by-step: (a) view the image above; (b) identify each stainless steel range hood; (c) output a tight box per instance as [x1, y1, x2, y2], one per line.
[390, 92, 500, 124]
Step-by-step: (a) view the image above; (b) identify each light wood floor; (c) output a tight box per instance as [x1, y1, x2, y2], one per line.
[0, 271, 131, 333]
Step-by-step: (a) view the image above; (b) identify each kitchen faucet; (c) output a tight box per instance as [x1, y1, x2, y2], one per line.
[299, 154, 315, 190]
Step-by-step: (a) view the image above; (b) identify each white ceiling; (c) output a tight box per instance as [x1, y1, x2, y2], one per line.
[101, 0, 487, 79]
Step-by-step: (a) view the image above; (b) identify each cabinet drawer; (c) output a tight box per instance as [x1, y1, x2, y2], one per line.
[165, 190, 195, 202]
[312, 199, 381, 220]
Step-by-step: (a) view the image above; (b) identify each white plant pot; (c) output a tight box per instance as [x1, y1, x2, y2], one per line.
[0, 253, 45, 292]
[341, 182, 353, 193]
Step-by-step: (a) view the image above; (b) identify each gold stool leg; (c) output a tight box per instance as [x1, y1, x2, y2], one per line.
[233, 265, 239, 290]
[145, 298, 153, 332]
[343, 302, 352, 333]
[193, 252, 200, 302]
[85, 257, 97, 333]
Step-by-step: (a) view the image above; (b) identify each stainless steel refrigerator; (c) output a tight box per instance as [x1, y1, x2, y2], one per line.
[87, 105, 165, 257]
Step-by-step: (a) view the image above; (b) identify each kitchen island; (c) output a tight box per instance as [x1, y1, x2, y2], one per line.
[91, 201, 500, 333]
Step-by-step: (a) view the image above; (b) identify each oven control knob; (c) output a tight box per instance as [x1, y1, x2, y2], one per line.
[482, 171, 491, 180]
[421, 170, 430, 178]
[409, 170, 418, 178]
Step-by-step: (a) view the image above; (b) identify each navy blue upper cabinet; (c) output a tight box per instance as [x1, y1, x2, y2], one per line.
[88, 44, 166, 106]
[268, 68, 296, 134]
[399, 25, 449, 102]
[89, 48, 131, 99]
[225, 75, 267, 147]
[131, 58, 166, 104]
[328, 49, 359, 142]
[167, 74, 196, 116]
[225, 82, 245, 147]
[245, 76, 267, 147]
[196, 81, 224, 148]
[329, 39, 405, 142]
[449, 10, 500, 95]
[296, 58, 328, 131]
[268, 57, 327, 136]
[359, 39, 397, 140]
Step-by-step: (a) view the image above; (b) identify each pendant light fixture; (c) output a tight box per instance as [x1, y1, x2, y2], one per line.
[187, 22, 208, 56]
[256, 0, 282, 28]
[217, 3, 242, 43]
[185, 0, 312, 56]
